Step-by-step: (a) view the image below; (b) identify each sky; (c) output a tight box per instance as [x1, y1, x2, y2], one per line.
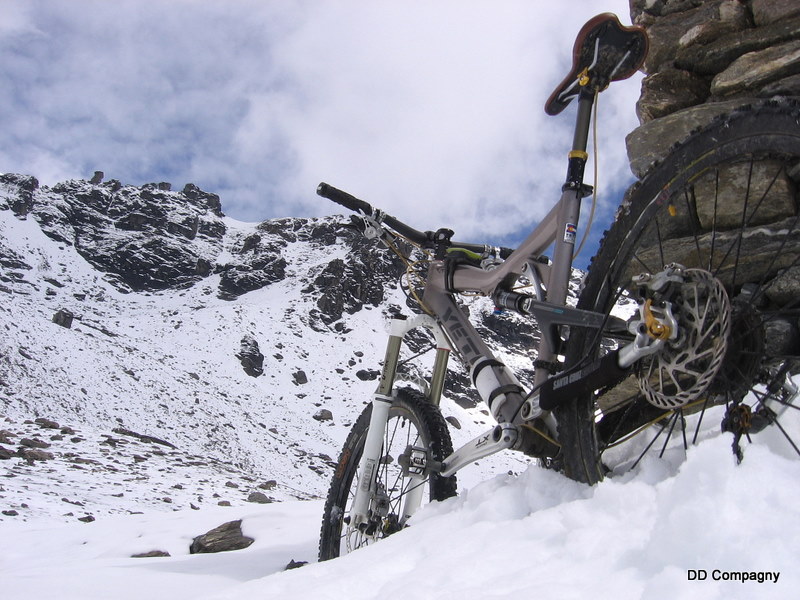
[0, 0, 643, 265]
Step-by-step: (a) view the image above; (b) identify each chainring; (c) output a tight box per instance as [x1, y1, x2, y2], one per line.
[637, 269, 731, 410]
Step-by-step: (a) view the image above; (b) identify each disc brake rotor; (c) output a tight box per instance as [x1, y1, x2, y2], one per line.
[638, 269, 731, 409]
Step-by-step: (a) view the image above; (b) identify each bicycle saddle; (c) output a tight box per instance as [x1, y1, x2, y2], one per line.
[545, 13, 648, 116]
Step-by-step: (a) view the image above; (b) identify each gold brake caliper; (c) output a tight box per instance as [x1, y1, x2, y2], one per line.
[643, 299, 672, 341]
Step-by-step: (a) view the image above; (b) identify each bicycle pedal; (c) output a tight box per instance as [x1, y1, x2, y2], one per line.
[398, 445, 441, 479]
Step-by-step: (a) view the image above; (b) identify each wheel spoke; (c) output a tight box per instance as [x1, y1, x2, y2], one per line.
[767, 413, 800, 458]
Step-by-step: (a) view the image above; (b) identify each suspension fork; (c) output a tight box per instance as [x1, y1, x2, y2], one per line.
[348, 315, 452, 528]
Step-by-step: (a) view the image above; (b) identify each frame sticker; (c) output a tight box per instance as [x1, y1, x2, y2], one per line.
[564, 223, 577, 244]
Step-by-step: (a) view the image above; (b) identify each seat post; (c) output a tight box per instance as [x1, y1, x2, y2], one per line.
[563, 89, 596, 195]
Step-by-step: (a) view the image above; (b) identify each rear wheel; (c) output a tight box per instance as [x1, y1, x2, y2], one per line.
[318, 387, 457, 561]
[558, 101, 800, 483]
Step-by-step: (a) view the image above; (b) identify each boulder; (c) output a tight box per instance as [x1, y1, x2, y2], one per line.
[236, 335, 264, 377]
[313, 409, 333, 422]
[52, 309, 74, 328]
[247, 491, 272, 504]
[189, 520, 254, 554]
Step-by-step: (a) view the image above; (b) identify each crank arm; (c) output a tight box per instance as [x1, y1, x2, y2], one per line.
[439, 423, 518, 478]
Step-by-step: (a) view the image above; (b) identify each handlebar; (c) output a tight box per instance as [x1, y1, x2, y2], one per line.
[317, 182, 372, 215]
[317, 182, 514, 259]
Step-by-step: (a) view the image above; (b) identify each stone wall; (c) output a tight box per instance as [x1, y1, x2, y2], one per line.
[626, 0, 800, 176]
[619, 0, 800, 361]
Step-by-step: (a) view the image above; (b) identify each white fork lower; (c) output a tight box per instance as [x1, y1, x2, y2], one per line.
[348, 393, 393, 529]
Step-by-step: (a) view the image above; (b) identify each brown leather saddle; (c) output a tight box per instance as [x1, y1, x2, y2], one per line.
[545, 13, 648, 116]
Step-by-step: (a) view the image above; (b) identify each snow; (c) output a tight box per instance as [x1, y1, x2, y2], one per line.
[2, 434, 799, 599]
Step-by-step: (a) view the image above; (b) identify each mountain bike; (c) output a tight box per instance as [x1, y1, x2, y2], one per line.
[316, 13, 800, 561]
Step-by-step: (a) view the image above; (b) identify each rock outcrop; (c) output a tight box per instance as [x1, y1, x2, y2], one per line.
[627, 0, 800, 176]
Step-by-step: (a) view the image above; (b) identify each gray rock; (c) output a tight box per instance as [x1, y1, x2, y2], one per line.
[355, 369, 378, 381]
[131, 550, 171, 558]
[622, 217, 800, 289]
[18, 447, 55, 461]
[693, 159, 796, 229]
[247, 491, 272, 504]
[675, 15, 800, 76]
[637, 68, 710, 123]
[711, 40, 800, 96]
[764, 318, 800, 357]
[626, 99, 758, 177]
[630, 0, 704, 22]
[760, 73, 800, 97]
[445, 416, 462, 430]
[751, 0, 800, 26]
[111, 427, 177, 449]
[643, 0, 749, 73]
[766, 266, 800, 305]
[20, 437, 51, 449]
[189, 520, 254, 554]
[313, 409, 333, 422]
[0, 173, 38, 217]
[52, 309, 74, 328]
[236, 335, 264, 377]
[293, 370, 308, 385]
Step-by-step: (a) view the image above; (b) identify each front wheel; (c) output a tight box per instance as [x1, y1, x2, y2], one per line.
[318, 387, 457, 561]
[559, 100, 800, 483]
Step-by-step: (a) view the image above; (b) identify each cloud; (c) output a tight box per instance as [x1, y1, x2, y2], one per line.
[0, 0, 642, 254]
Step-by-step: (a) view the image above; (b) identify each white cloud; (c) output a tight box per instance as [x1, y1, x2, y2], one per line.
[0, 0, 642, 248]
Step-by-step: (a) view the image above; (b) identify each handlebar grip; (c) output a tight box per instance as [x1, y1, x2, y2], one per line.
[317, 182, 373, 215]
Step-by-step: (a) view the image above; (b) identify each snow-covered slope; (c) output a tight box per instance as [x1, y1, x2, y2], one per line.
[0, 174, 531, 521]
